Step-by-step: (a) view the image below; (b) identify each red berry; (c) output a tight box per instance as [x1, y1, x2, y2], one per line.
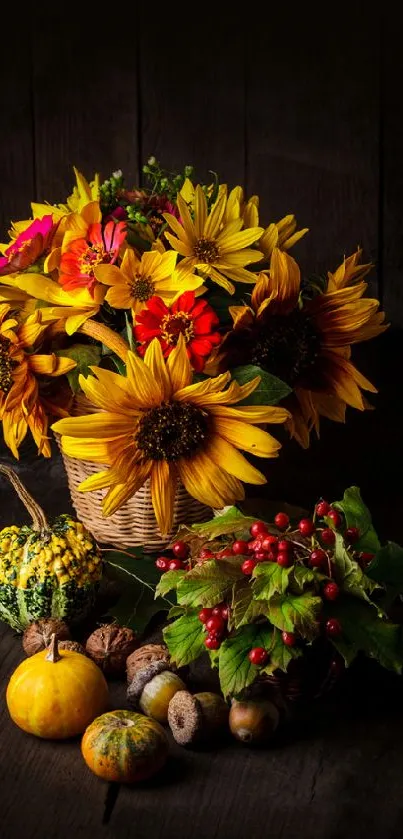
[206, 615, 225, 634]
[250, 520, 268, 538]
[205, 636, 220, 650]
[172, 540, 189, 559]
[255, 551, 268, 562]
[248, 647, 268, 666]
[345, 527, 360, 544]
[298, 518, 315, 536]
[323, 582, 340, 601]
[278, 540, 291, 552]
[321, 528, 336, 545]
[274, 512, 289, 529]
[232, 539, 250, 555]
[309, 548, 327, 568]
[360, 552, 375, 567]
[315, 500, 330, 517]
[241, 558, 257, 575]
[261, 535, 278, 551]
[220, 605, 229, 621]
[198, 607, 213, 623]
[327, 508, 343, 528]
[216, 547, 233, 558]
[325, 618, 342, 637]
[267, 551, 278, 562]
[282, 631, 296, 646]
[199, 548, 215, 559]
[277, 551, 291, 567]
[168, 558, 184, 571]
[248, 539, 261, 553]
[155, 557, 169, 571]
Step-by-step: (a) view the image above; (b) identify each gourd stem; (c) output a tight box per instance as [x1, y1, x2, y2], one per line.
[45, 634, 61, 663]
[0, 465, 49, 531]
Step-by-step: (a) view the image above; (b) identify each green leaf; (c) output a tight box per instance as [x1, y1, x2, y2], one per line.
[176, 559, 244, 608]
[289, 566, 316, 594]
[333, 533, 381, 608]
[167, 605, 186, 620]
[253, 562, 292, 600]
[332, 486, 381, 554]
[163, 613, 206, 667]
[218, 623, 274, 698]
[103, 549, 171, 635]
[262, 628, 303, 674]
[205, 292, 244, 325]
[325, 596, 403, 673]
[172, 506, 257, 551]
[56, 343, 102, 394]
[231, 365, 292, 406]
[155, 570, 186, 598]
[231, 579, 270, 628]
[366, 541, 403, 590]
[267, 592, 322, 640]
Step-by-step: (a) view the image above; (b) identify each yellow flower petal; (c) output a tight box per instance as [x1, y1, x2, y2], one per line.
[28, 353, 76, 377]
[207, 436, 267, 485]
[144, 338, 172, 401]
[214, 417, 282, 457]
[167, 334, 192, 391]
[125, 350, 166, 407]
[52, 412, 135, 438]
[150, 461, 177, 535]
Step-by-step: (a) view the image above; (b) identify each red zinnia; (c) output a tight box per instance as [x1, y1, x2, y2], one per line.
[134, 291, 221, 372]
[59, 220, 126, 295]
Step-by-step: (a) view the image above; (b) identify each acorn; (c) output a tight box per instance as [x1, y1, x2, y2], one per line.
[58, 640, 87, 655]
[22, 618, 71, 656]
[126, 643, 171, 685]
[85, 623, 137, 678]
[229, 698, 280, 746]
[127, 660, 186, 724]
[168, 690, 229, 746]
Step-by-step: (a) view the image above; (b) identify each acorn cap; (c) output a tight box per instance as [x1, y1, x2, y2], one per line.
[167, 690, 203, 746]
[127, 659, 170, 708]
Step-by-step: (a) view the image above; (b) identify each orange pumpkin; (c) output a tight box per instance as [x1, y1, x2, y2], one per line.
[81, 710, 169, 783]
[6, 634, 109, 739]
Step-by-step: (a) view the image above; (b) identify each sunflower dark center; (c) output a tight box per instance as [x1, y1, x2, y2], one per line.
[136, 402, 208, 461]
[131, 275, 155, 302]
[160, 312, 194, 346]
[193, 237, 219, 263]
[0, 336, 14, 394]
[250, 311, 321, 387]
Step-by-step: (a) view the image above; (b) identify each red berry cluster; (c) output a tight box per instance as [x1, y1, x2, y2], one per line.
[199, 603, 229, 649]
[155, 540, 190, 572]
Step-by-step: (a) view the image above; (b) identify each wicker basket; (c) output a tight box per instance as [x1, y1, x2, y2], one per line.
[55, 394, 212, 551]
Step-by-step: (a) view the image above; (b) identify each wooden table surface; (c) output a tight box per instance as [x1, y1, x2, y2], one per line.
[2, 438, 403, 839]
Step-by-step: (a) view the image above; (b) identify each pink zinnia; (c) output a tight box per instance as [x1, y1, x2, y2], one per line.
[0, 215, 56, 275]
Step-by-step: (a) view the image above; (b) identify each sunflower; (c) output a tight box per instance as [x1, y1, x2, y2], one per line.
[0, 304, 76, 457]
[94, 246, 204, 315]
[52, 336, 289, 534]
[216, 247, 388, 447]
[133, 291, 221, 372]
[163, 184, 264, 294]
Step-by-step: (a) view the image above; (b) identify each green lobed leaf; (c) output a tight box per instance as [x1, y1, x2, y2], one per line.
[155, 570, 186, 598]
[267, 592, 322, 640]
[167, 605, 186, 620]
[218, 623, 274, 698]
[231, 365, 292, 406]
[324, 596, 403, 673]
[253, 562, 292, 600]
[366, 541, 403, 590]
[56, 343, 102, 394]
[289, 565, 317, 594]
[333, 533, 381, 609]
[231, 579, 270, 629]
[163, 612, 206, 667]
[176, 558, 244, 608]
[262, 628, 303, 674]
[172, 506, 257, 546]
[332, 486, 381, 554]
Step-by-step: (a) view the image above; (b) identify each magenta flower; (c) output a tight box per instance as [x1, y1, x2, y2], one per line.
[0, 215, 56, 276]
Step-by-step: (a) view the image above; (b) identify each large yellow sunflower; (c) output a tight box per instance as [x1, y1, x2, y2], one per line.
[216, 247, 388, 447]
[52, 336, 289, 534]
[94, 246, 204, 315]
[0, 304, 76, 457]
[163, 184, 264, 294]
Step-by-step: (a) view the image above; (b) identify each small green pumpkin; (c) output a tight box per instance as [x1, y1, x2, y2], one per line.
[0, 465, 102, 631]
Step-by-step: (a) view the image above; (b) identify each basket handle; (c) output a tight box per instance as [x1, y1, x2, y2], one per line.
[48, 318, 130, 363]
[0, 464, 49, 531]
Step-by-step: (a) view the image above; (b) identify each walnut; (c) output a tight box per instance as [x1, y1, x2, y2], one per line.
[126, 643, 171, 684]
[85, 623, 137, 677]
[22, 619, 71, 656]
[58, 640, 87, 655]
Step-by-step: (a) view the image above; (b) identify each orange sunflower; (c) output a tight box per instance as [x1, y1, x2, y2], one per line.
[216, 248, 388, 447]
[52, 336, 289, 534]
[0, 304, 76, 457]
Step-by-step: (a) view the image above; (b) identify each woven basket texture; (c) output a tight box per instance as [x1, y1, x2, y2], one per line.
[55, 394, 212, 551]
